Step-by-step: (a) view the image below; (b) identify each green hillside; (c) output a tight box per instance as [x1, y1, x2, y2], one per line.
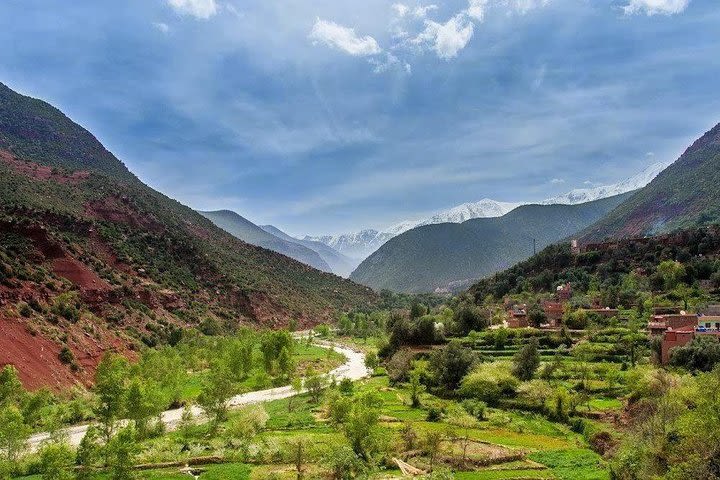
[580, 122, 720, 242]
[350, 194, 631, 293]
[0, 82, 376, 387]
[199, 210, 331, 272]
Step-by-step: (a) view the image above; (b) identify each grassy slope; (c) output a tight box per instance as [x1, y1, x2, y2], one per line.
[0, 82, 377, 325]
[351, 194, 631, 294]
[579, 122, 720, 242]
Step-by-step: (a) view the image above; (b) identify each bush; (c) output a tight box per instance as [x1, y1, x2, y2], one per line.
[58, 347, 74, 365]
[460, 362, 519, 405]
[426, 407, 443, 422]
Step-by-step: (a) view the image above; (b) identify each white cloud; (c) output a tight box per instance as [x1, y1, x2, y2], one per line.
[166, 0, 218, 19]
[467, 0, 490, 21]
[413, 14, 475, 59]
[393, 3, 438, 19]
[392, 3, 411, 17]
[509, 0, 551, 15]
[309, 19, 382, 56]
[623, 0, 690, 15]
[550, 178, 565, 184]
[152, 22, 170, 34]
[368, 53, 412, 75]
[413, 4, 439, 18]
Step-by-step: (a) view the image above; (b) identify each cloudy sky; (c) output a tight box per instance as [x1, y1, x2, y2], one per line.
[1, 0, 719, 236]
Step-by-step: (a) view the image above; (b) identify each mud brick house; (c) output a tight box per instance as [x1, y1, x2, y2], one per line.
[648, 313, 699, 336]
[541, 301, 564, 327]
[507, 305, 528, 328]
[661, 329, 720, 364]
[697, 316, 720, 331]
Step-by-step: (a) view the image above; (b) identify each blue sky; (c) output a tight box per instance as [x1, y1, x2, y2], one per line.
[1, 0, 719, 236]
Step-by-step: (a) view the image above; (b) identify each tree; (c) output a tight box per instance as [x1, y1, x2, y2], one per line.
[0, 405, 30, 464]
[93, 354, 130, 445]
[106, 426, 138, 480]
[277, 346, 296, 380]
[76, 426, 102, 480]
[408, 371, 425, 408]
[124, 378, 163, 439]
[0, 366, 23, 406]
[288, 376, 303, 412]
[453, 304, 488, 336]
[38, 441, 75, 480]
[260, 330, 295, 377]
[342, 392, 383, 461]
[324, 444, 364, 480]
[290, 436, 309, 480]
[364, 351, 379, 373]
[657, 260, 686, 290]
[197, 360, 235, 428]
[670, 336, 720, 372]
[304, 368, 326, 404]
[430, 340, 475, 391]
[423, 430, 444, 472]
[225, 339, 254, 381]
[512, 338, 540, 381]
[527, 303, 547, 328]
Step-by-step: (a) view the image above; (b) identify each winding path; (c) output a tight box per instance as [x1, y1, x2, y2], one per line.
[27, 340, 368, 452]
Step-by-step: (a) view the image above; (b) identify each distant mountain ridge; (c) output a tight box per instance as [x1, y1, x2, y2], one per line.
[199, 210, 332, 273]
[260, 225, 357, 277]
[307, 162, 668, 261]
[350, 193, 633, 294]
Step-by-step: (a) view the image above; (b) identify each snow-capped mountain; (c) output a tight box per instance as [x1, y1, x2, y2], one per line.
[305, 230, 395, 261]
[305, 161, 670, 262]
[541, 162, 669, 205]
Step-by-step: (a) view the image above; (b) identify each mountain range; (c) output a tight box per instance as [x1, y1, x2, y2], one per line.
[306, 161, 669, 261]
[350, 193, 632, 294]
[0, 82, 376, 388]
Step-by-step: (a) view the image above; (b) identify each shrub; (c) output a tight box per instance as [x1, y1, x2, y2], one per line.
[58, 347, 74, 365]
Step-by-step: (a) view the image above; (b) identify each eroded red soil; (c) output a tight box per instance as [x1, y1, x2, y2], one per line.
[0, 149, 90, 184]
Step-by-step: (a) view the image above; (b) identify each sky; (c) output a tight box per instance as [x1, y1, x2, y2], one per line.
[1, 0, 719, 236]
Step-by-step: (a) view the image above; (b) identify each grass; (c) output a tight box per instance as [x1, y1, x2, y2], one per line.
[528, 449, 609, 480]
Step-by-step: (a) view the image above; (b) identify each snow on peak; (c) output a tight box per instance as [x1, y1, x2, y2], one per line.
[303, 161, 669, 262]
[541, 162, 669, 205]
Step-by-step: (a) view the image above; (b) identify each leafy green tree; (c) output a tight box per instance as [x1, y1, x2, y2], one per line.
[106, 427, 138, 480]
[0, 405, 29, 463]
[512, 338, 540, 381]
[197, 360, 235, 428]
[341, 392, 383, 461]
[288, 376, 303, 413]
[670, 336, 720, 372]
[124, 378, 163, 439]
[303, 368, 326, 404]
[453, 304, 488, 336]
[527, 303, 547, 328]
[0, 366, 23, 406]
[324, 444, 364, 480]
[277, 346, 296, 380]
[225, 338, 255, 381]
[76, 426, 102, 480]
[38, 441, 75, 480]
[408, 371, 425, 408]
[658, 260, 686, 290]
[430, 340, 475, 391]
[423, 430, 445, 472]
[93, 354, 130, 445]
[364, 351, 379, 372]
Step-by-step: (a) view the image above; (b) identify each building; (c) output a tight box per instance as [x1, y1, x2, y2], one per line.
[542, 301, 564, 327]
[507, 305, 528, 328]
[697, 315, 720, 331]
[556, 283, 573, 302]
[661, 329, 720, 364]
[649, 313, 699, 336]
